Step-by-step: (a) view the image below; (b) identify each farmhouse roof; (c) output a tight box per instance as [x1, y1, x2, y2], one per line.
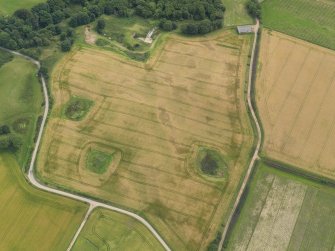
[237, 25, 254, 34]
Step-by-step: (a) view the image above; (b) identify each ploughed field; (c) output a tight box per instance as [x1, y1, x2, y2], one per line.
[73, 208, 165, 251]
[0, 154, 87, 251]
[227, 163, 335, 251]
[256, 30, 335, 179]
[37, 30, 254, 250]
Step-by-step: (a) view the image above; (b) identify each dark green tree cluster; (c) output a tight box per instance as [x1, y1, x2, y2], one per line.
[0, 50, 14, 68]
[0, 0, 71, 50]
[159, 19, 177, 31]
[0, 124, 22, 152]
[181, 19, 222, 35]
[246, 0, 261, 19]
[0, 0, 225, 53]
[0, 125, 10, 135]
[96, 18, 106, 34]
[131, 0, 225, 34]
[132, 0, 225, 21]
[0, 134, 22, 152]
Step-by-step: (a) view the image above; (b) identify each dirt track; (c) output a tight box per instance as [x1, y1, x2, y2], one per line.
[217, 19, 261, 251]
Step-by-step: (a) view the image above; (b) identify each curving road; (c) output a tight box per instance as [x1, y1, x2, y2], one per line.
[0, 47, 171, 251]
[217, 19, 261, 251]
[2, 20, 261, 251]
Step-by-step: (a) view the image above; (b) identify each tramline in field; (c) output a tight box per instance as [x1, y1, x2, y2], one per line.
[36, 29, 254, 250]
[256, 30, 335, 179]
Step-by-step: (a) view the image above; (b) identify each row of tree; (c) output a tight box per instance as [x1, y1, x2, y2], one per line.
[0, 0, 226, 52]
[181, 19, 222, 35]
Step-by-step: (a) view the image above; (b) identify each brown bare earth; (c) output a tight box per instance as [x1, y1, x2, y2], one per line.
[257, 29, 335, 179]
[84, 26, 97, 45]
[37, 30, 253, 250]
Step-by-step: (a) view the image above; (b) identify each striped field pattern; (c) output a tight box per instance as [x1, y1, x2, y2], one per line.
[262, 0, 335, 50]
[227, 164, 335, 251]
[257, 30, 335, 179]
[37, 30, 254, 250]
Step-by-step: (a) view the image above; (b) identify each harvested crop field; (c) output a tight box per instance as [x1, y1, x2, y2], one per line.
[256, 30, 335, 179]
[227, 163, 335, 251]
[73, 208, 165, 251]
[0, 154, 87, 251]
[37, 30, 254, 250]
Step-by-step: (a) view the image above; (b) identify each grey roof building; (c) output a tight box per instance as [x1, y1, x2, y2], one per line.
[237, 25, 254, 34]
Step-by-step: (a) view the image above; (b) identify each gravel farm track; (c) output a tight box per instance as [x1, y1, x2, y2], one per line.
[0, 47, 171, 251]
[218, 19, 261, 251]
[0, 19, 260, 251]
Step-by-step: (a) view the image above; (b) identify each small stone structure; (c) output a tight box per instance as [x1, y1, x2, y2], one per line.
[139, 27, 156, 44]
[237, 25, 254, 34]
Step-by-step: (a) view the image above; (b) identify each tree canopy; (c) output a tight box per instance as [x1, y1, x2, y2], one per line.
[246, 0, 261, 19]
[0, 0, 225, 53]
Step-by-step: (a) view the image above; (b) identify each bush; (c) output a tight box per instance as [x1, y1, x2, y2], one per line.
[8, 135, 23, 152]
[19, 48, 42, 60]
[38, 65, 49, 79]
[96, 18, 106, 34]
[159, 19, 177, 31]
[0, 125, 10, 135]
[0, 135, 23, 152]
[0, 136, 10, 150]
[181, 23, 198, 35]
[198, 19, 212, 34]
[0, 50, 14, 68]
[61, 39, 72, 52]
[69, 12, 90, 27]
[246, 0, 261, 19]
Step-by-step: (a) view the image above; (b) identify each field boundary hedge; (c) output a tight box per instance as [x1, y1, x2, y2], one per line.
[262, 157, 335, 187]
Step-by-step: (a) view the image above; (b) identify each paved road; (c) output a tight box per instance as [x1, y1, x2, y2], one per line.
[0, 47, 171, 251]
[217, 19, 261, 251]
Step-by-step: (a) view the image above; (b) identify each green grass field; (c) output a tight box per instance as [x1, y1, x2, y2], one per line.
[0, 53, 43, 167]
[88, 15, 159, 61]
[0, 153, 87, 250]
[226, 162, 335, 250]
[73, 208, 165, 251]
[262, 0, 335, 50]
[0, 50, 87, 250]
[222, 0, 253, 26]
[0, 0, 44, 15]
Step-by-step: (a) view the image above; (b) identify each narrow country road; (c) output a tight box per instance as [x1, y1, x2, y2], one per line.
[217, 19, 262, 251]
[0, 47, 171, 251]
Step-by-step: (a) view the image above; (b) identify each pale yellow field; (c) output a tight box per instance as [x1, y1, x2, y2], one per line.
[257, 30, 335, 179]
[37, 30, 253, 250]
[0, 154, 87, 251]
